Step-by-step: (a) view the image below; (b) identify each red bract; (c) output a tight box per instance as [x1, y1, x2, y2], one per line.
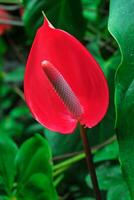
[24, 17, 109, 134]
[0, 9, 11, 35]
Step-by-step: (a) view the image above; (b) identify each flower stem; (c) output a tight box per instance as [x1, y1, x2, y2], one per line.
[53, 152, 85, 171]
[80, 125, 101, 200]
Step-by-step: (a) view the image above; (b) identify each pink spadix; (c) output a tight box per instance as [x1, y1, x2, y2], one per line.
[41, 60, 83, 119]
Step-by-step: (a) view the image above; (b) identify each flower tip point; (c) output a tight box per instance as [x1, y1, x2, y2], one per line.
[42, 12, 54, 29]
[42, 10, 46, 18]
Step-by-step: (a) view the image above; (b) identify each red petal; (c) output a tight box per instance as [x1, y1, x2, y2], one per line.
[24, 17, 109, 133]
[24, 19, 77, 134]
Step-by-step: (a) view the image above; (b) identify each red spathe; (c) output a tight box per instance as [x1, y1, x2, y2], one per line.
[24, 17, 109, 134]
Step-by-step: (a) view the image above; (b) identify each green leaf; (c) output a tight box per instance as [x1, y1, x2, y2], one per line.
[20, 173, 57, 200]
[82, 0, 102, 23]
[23, 0, 86, 41]
[26, 124, 44, 135]
[15, 134, 58, 200]
[0, 38, 7, 67]
[86, 163, 130, 200]
[76, 198, 95, 200]
[15, 134, 52, 183]
[0, 196, 9, 200]
[44, 128, 82, 157]
[86, 163, 120, 190]
[4, 67, 24, 83]
[108, 0, 134, 197]
[0, 38, 7, 56]
[0, 85, 11, 98]
[0, 135, 18, 195]
[94, 141, 119, 163]
[107, 184, 131, 200]
[10, 106, 29, 119]
[0, 117, 23, 137]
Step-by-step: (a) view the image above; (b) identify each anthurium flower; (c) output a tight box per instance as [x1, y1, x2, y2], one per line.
[0, 9, 11, 35]
[24, 16, 109, 134]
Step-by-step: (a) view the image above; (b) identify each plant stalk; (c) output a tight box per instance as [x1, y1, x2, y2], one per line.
[80, 125, 101, 200]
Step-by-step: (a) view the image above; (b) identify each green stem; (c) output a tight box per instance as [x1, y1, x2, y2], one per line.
[53, 152, 85, 171]
[53, 135, 116, 171]
[53, 174, 64, 187]
[53, 165, 70, 177]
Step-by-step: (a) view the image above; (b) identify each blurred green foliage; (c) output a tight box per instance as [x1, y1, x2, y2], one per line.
[108, 0, 134, 198]
[0, 0, 133, 199]
[23, 0, 85, 41]
[0, 134, 57, 199]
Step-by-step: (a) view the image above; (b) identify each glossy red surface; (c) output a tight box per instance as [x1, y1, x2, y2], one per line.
[24, 17, 109, 134]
